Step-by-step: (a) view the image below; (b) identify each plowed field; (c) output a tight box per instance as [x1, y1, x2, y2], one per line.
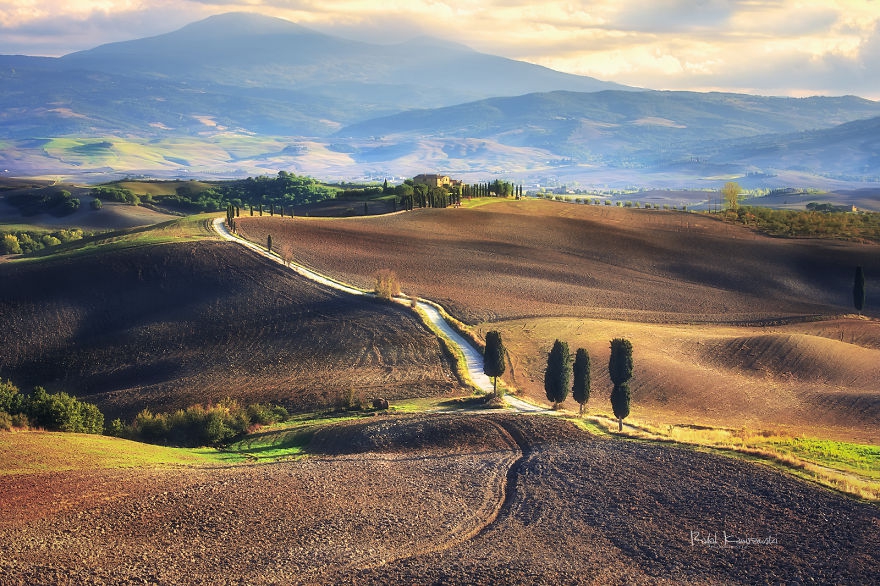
[236, 202, 880, 441]
[0, 239, 461, 419]
[236, 200, 880, 324]
[2, 415, 877, 584]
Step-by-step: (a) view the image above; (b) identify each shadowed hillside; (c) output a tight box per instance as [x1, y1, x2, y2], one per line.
[0, 227, 460, 419]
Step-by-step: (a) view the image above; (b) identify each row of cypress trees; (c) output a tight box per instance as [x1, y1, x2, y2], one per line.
[483, 332, 634, 430]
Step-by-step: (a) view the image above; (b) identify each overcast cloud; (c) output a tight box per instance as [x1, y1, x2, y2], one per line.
[1, 0, 878, 98]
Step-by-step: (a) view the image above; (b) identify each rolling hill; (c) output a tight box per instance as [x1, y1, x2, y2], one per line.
[237, 201, 880, 442]
[0, 220, 461, 419]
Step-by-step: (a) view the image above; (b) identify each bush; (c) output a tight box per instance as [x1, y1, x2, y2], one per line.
[0, 381, 103, 434]
[375, 269, 400, 300]
[0, 411, 11, 431]
[123, 399, 289, 447]
[90, 198, 103, 210]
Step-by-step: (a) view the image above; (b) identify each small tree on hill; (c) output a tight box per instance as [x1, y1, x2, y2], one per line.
[854, 266, 866, 316]
[572, 347, 591, 416]
[544, 339, 571, 408]
[609, 338, 633, 431]
[722, 181, 742, 212]
[267, 234, 273, 253]
[483, 330, 506, 395]
[375, 269, 400, 300]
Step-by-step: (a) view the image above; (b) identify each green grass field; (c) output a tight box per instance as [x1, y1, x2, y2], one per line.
[0, 431, 241, 475]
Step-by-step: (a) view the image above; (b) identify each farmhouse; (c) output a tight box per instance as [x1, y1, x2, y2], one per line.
[413, 174, 460, 188]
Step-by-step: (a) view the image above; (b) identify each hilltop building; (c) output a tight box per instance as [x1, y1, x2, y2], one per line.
[413, 174, 461, 189]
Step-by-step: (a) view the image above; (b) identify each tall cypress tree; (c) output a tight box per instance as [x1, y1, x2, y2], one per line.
[572, 348, 591, 416]
[483, 330, 506, 395]
[267, 234, 273, 253]
[854, 266, 866, 316]
[544, 339, 571, 408]
[609, 338, 633, 431]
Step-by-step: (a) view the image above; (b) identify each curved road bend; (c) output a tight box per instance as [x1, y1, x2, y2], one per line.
[212, 218, 544, 413]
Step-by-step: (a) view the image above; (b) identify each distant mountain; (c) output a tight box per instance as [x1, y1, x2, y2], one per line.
[336, 90, 880, 169]
[705, 116, 880, 181]
[60, 13, 632, 98]
[2, 12, 880, 187]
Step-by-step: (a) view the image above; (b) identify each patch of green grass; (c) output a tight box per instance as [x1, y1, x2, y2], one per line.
[11, 214, 218, 264]
[0, 431, 240, 475]
[223, 412, 361, 461]
[459, 197, 515, 209]
[763, 438, 880, 479]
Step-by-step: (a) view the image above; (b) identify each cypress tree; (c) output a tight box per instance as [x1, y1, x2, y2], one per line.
[267, 234, 272, 253]
[572, 348, 591, 416]
[544, 339, 571, 408]
[854, 266, 866, 315]
[609, 338, 633, 431]
[483, 331, 506, 395]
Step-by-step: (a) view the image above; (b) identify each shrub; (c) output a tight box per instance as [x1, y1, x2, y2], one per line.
[375, 269, 401, 300]
[90, 198, 103, 210]
[0, 411, 11, 431]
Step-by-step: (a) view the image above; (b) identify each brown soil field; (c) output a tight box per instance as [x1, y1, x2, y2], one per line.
[489, 317, 880, 443]
[236, 201, 880, 441]
[1, 414, 877, 584]
[236, 200, 879, 324]
[0, 238, 461, 419]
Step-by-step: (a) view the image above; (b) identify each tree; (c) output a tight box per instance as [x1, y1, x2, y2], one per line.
[267, 234, 273, 253]
[544, 339, 571, 408]
[854, 266, 866, 315]
[90, 198, 103, 210]
[609, 338, 633, 431]
[374, 269, 400, 300]
[721, 181, 742, 212]
[572, 348, 591, 416]
[483, 331, 506, 394]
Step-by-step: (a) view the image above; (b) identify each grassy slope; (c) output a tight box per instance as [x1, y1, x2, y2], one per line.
[0, 431, 239, 475]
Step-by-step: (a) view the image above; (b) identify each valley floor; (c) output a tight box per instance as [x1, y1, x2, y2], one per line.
[1, 415, 877, 585]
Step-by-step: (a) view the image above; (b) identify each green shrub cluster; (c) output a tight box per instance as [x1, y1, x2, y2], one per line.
[110, 399, 289, 447]
[0, 380, 103, 434]
[0, 227, 90, 255]
[729, 206, 880, 242]
[5, 189, 81, 216]
[91, 185, 147, 206]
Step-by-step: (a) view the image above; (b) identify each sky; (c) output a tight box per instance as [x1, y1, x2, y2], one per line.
[1, 0, 879, 99]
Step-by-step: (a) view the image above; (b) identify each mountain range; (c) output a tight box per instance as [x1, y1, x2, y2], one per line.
[1, 11, 879, 189]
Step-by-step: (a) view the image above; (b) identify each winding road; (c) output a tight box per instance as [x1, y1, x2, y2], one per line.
[212, 218, 544, 413]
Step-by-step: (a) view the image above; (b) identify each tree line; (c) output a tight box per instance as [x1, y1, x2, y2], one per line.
[0, 227, 91, 255]
[483, 332, 634, 430]
[0, 380, 104, 434]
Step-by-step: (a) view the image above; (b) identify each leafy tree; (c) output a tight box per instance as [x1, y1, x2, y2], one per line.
[0, 380, 22, 414]
[572, 348, 591, 416]
[722, 181, 742, 211]
[544, 339, 571, 408]
[1, 234, 21, 254]
[854, 266, 866, 315]
[90, 198, 103, 210]
[483, 331, 506, 394]
[609, 338, 633, 431]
